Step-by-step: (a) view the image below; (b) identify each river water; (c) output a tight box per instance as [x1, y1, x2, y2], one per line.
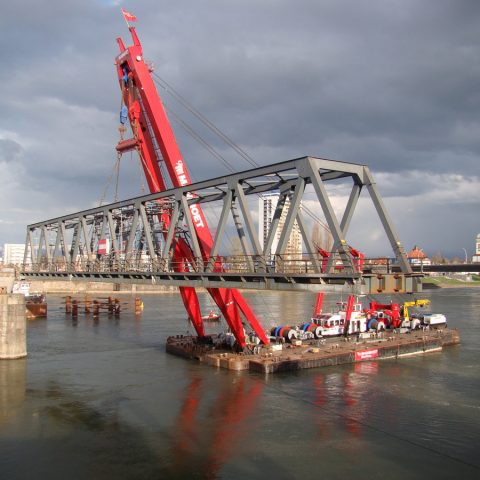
[1, 288, 479, 479]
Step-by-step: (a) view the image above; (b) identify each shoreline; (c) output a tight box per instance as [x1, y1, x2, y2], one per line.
[422, 279, 480, 289]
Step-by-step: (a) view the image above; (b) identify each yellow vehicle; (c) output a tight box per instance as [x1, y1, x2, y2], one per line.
[401, 299, 430, 321]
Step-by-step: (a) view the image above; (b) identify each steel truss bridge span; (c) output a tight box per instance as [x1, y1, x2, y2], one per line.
[21, 156, 422, 294]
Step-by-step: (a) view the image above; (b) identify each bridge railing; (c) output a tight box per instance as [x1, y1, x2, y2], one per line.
[21, 254, 397, 276]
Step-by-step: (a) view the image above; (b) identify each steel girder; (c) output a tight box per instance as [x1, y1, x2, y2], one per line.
[22, 156, 420, 293]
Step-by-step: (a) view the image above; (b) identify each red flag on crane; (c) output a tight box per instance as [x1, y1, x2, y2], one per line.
[121, 8, 137, 22]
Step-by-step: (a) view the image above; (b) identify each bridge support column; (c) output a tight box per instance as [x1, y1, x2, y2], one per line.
[360, 275, 423, 294]
[0, 294, 27, 359]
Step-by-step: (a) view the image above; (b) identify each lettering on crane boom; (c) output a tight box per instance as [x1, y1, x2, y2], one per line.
[175, 160, 189, 187]
[175, 159, 205, 228]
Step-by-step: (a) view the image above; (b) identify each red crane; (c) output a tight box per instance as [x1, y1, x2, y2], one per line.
[114, 27, 268, 347]
[316, 245, 365, 273]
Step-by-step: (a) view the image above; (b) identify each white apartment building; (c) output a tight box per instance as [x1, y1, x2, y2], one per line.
[3, 244, 27, 266]
[258, 193, 302, 258]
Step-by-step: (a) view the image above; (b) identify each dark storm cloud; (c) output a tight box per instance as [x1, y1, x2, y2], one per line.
[123, 0, 480, 179]
[1, 0, 479, 256]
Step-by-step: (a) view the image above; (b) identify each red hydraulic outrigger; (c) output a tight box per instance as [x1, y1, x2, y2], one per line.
[114, 27, 268, 347]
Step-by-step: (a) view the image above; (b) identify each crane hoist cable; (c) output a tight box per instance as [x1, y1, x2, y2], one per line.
[163, 125, 240, 256]
[156, 77, 332, 240]
[98, 154, 121, 207]
[153, 74, 258, 169]
[138, 150, 146, 195]
[154, 74, 332, 235]
[116, 70, 332, 273]
[164, 99, 327, 256]
[165, 106, 236, 174]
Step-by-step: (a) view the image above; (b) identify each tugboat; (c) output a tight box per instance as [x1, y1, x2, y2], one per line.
[310, 300, 369, 337]
[12, 281, 47, 319]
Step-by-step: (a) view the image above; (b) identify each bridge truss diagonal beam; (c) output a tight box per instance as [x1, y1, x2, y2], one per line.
[21, 156, 421, 294]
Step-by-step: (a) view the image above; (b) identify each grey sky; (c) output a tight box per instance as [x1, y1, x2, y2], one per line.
[1, 0, 479, 258]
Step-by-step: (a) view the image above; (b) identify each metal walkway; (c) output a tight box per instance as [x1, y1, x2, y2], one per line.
[21, 156, 422, 293]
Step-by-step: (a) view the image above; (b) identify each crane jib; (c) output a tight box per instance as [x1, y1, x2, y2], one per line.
[114, 26, 269, 347]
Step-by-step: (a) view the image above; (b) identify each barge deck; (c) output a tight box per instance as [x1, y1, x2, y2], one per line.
[166, 329, 460, 374]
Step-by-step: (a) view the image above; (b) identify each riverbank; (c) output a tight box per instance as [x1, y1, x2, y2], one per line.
[422, 275, 480, 289]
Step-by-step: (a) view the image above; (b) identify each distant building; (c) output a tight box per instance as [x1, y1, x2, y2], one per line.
[258, 193, 302, 259]
[407, 245, 431, 266]
[3, 244, 26, 266]
[473, 233, 480, 263]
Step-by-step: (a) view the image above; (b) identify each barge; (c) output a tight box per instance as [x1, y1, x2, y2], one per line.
[166, 328, 460, 374]
[167, 294, 459, 374]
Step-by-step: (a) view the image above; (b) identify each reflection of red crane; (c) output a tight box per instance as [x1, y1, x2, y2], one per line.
[114, 27, 268, 347]
[207, 379, 263, 475]
[313, 365, 380, 440]
[171, 375, 263, 476]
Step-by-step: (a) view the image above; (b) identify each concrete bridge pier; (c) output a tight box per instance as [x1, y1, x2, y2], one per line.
[0, 294, 27, 359]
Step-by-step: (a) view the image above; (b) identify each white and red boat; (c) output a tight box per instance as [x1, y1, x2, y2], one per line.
[303, 294, 448, 339]
[310, 300, 369, 337]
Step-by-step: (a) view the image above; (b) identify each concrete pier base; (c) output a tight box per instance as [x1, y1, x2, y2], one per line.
[0, 294, 27, 359]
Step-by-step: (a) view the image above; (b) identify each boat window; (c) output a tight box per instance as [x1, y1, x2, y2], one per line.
[335, 320, 339, 326]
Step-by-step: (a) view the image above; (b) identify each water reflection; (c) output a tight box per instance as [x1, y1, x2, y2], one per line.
[16, 374, 263, 479]
[0, 359, 26, 426]
[171, 374, 263, 478]
[313, 362, 381, 439]
[3, 290, 479, 478]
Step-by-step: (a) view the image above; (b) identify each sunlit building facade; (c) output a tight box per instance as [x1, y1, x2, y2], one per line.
[258, 193, 302, 259]
[3, 244, 26, 266]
